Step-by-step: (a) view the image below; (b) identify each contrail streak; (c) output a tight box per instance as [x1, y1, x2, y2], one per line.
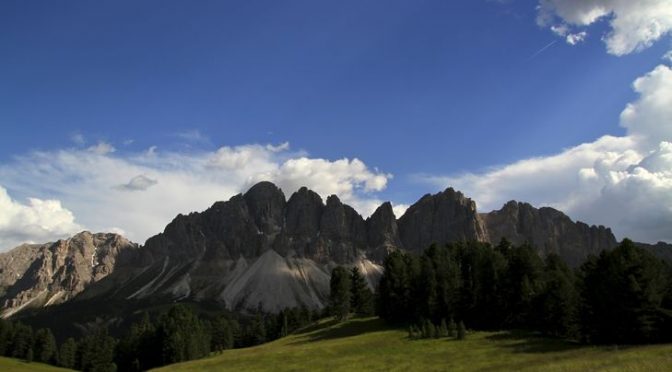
[527, 40, 558, 61]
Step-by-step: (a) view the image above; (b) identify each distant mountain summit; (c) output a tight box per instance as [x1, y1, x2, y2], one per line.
[0, 181, 648, 317]
[0, 231, 138, 317]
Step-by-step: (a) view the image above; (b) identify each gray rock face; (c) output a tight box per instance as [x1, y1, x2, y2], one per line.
[366, 202, 401, 262]
[0, 232, 139, 317]
[398, 188, 489, 253]
[482, 201, 618, 267]
[2, 181, 656, 316]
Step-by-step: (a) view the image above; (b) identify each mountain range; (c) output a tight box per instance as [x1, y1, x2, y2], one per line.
[0, 181, 665, 319]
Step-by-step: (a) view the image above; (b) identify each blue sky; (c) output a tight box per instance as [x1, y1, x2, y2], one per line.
[1, 0, 672, 249]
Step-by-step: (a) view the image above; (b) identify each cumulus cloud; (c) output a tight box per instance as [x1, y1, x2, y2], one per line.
[0, 142, 398, 251]
[538, 0, 672, 55]
[0, 186, 83, 250]
[423, 64, 672, 243]
[115, 175, 158, 191]
[620, 65, 672, 148]
[550, 24, 588, 45]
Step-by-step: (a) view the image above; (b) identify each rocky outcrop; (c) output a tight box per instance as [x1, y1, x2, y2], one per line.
[3, 181, 658, 317]
[0, 232, 139, 318]
[482, 201, 617, 267]
[366, 202, 402, 262]
[397, 188, 489, 253]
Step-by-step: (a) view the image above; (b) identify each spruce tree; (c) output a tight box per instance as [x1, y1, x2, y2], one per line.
[26, 347, 33, 363]
[58, 338, 77, 369]
[350, 267, 374, 316]
[10, 322, 33, 359]
[33, 328, 57, 364]
[448, 318, 457, 338]
[329, 266, 352, 321]
[457, 321, 466, 340]
[439, 319, 448, 338]
[0, 319, 13, 356]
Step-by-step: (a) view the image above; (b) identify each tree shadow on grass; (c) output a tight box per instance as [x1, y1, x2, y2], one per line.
[289, 317, 385, 345]
[485, 330, 583, 354]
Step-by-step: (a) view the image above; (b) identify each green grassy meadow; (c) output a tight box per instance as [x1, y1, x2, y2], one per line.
[153, 317, 672, 371]
[0, 357, 72, 371]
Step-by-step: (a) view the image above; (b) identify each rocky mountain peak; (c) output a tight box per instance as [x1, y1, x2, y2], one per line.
[0, 232, 139, 318]
[366, 202, 401, 261]
[243, 181, 286, 236]
[482, 201, 617, 267]
[397, 187, 489, 252]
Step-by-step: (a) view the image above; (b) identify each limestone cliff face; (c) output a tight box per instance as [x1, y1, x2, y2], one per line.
[397, 188, 489, 253]
[2, 182, 658, 317]
[482, 201, 617, 267]
[366, 202, 402, 262]
[0, 232, 139, 317]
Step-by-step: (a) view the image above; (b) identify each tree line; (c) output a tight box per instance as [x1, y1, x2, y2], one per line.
[0, 304, 321, 371]
[375, 238, 672, 344]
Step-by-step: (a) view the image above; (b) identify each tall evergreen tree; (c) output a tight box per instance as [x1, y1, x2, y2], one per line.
[33, 328, 57, 364]
[155, 305, 210, 365]
[0, 319, 13, 356]
[457, 321, 466, 340]
[59, 338, 77, 369]
[211, 315, 234, 352]
[579, 239, 669, 344]
[329, 266, 352, 321]
[10, 322, 33, 359]
[350, 267, 374, 316]
[538, 254, 578, 338]
[76, 328, 117, 372]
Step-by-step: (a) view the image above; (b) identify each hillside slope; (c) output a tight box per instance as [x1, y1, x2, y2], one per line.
[154, 318, 672, 372]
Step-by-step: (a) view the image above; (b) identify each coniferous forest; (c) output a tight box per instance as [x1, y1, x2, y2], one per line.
[1, 239, 671, 371]
[375, 239, 672, 344]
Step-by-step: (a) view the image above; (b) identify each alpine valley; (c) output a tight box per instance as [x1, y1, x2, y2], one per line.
[3, 180, 664, 328]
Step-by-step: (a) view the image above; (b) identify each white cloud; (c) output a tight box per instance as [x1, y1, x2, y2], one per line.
[0, 186, 83, 250]
[550, 23, 587, 45]
[87, 141, 116, 155]
[538, 0, 672, 55]
[0, 142, 394, 251]
[620, 65, 672, 147]
[566, 31, 587, 45]
[423, 64, 672, 243]
[71, 133, 85, 145]
[174, 129, 210, 145]
[115, 175, 158, 191]
[664, 50, 672, 63]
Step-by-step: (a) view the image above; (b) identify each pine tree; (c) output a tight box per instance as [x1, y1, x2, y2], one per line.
[0, 319, 13, 356]
[457, 321, 466, 340]
[77, 328, 117, 372]
[33, 328, 57, 364]
[10, 322, 33, 359]
[26, 347, 33, 363]
[156, 305, 210, 365]
[439, 319, 448, 338]
[58, 338, 77, 369]
[329, 266, 352, 321]
[350, 267, 374, 316]
[252, 313, 267, 345]
[448, 318, 457, 338]
[211, 315, 234, 352]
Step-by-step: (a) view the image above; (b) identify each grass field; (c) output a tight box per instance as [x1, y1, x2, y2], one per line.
[154, 317, 672, 372]
[0, 357, 72, 371]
